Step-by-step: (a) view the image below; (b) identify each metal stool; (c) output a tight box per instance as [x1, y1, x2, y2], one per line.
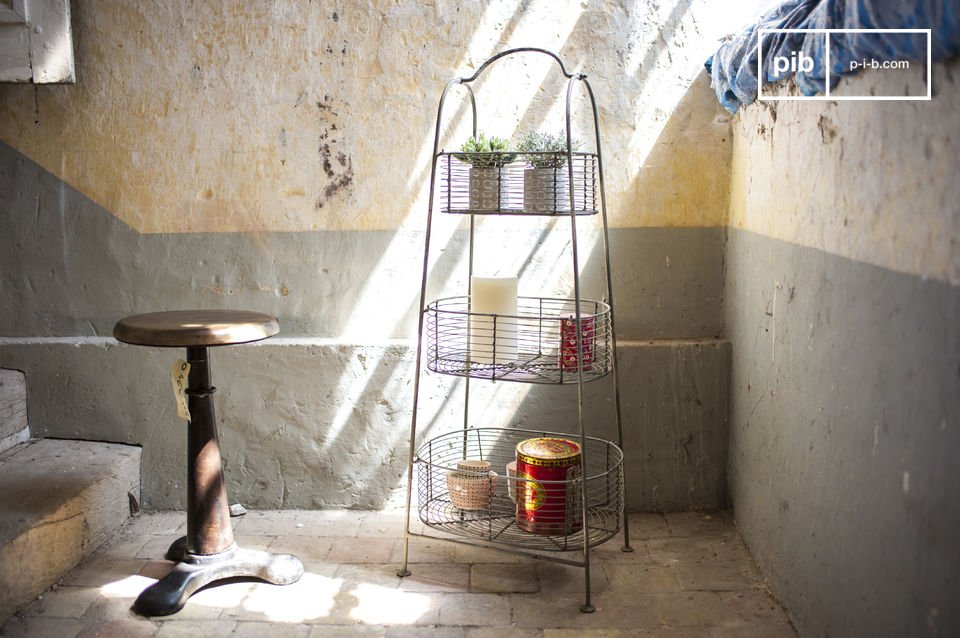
[114, 310, 304, 616]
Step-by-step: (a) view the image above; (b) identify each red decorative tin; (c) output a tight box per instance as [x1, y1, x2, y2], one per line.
[559, 314, 594, 371]
[515, 437, 583, 535]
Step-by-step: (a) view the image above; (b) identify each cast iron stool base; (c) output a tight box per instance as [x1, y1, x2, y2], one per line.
[133, 538, 303, 616]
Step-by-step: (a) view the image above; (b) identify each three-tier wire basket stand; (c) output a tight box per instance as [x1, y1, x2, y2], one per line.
[398, 48, 632, 613]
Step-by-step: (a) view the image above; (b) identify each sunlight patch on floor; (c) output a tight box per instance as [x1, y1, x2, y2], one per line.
[348, 582, 432, 625]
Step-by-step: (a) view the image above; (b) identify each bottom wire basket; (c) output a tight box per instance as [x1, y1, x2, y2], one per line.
[415, 427, 623, 553]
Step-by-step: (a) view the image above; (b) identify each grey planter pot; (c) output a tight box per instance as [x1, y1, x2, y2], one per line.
[523, 167, 570, 213]
[468, 167, 509, 211]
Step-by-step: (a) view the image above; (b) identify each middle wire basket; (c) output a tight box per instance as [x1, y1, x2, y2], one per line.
[425, 296, 612, 384]
[416, 427, 624, 553]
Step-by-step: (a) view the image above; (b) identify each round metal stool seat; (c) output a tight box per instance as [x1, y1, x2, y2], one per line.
[113, 310, 279, 348]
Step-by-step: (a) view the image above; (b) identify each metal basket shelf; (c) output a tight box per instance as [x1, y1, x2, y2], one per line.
[425, 296, 612, 384]
[416, 427, 623, 553]
[401, 49, 631, 613]
[438, 152, 598, 216]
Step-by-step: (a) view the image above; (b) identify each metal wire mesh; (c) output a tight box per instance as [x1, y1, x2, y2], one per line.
[415, 427, 623, 553]
[425, 296, 612, 384]
[438, 153, 598, 216]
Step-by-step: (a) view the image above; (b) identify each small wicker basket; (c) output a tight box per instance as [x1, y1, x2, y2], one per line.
[447, 460, 497, 510]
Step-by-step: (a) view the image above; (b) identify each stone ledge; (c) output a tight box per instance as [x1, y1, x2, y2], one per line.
[0, 369, 28, 454]
[0, 339, 728, 512]
[0, 439, 141, 622]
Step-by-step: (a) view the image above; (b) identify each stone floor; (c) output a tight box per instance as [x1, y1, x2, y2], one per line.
[0, 509, 795, 637]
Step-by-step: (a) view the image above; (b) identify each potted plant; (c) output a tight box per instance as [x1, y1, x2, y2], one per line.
[456, 133, 516, 211]
[516, 130, 581, 213]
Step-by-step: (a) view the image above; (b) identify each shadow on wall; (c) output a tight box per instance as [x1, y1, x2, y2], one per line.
[0, 0, 738, 509]
[216, 342, 415, 510]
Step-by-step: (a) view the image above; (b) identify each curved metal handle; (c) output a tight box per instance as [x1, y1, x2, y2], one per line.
[459, 47, 582, 84]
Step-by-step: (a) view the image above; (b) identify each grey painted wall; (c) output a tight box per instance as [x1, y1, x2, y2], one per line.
[724, 59, 960, 638]
[724, 228, 960, 637]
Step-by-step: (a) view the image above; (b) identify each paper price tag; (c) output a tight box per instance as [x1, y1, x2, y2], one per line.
[171, 359, 191, 421]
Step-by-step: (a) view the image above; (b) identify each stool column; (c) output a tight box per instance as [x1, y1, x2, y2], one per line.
[186, 346, 234, 555]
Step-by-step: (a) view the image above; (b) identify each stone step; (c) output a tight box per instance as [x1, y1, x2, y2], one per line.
[0, 370, 28, 455]
[0, 438, 141, 622]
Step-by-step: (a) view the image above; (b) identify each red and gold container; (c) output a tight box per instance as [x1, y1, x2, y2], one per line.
[559, 314, 594, 371]
[515, 437, 583, 535]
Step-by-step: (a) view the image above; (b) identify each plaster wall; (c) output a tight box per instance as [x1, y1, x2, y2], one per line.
[725, 62, 960, 637]
[0, 1, 740, 510]
[0, 0, 740, 233]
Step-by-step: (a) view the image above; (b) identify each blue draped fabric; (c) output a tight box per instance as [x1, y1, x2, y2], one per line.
[705, 0, 960, 112]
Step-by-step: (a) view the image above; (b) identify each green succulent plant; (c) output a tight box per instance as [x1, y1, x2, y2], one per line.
[516, 130, 582, 168]
[455, 133, 517, 167]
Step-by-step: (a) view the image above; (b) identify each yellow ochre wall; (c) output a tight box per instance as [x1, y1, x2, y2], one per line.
[729, 62, 960, 286]
[0, 1, 738, 234]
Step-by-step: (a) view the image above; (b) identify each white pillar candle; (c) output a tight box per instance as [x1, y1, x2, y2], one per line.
[470, 275, 518, 365]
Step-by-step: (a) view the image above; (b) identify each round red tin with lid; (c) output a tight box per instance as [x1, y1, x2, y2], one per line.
[515, 437, 583, 535]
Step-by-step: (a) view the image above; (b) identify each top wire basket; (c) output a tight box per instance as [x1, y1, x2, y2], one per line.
[438, 152, 598, 216]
